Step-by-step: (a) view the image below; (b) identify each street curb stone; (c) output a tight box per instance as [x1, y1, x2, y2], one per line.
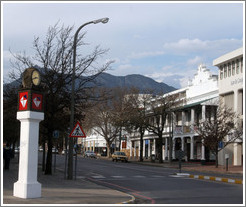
[174, 173, 243, 184]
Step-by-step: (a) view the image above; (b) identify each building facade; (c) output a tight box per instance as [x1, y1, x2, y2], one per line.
[83, 48, 243, 166]
[130, 64, 219, 164]
[213, 47, 243, 166]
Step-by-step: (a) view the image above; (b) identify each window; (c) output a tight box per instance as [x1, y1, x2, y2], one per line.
[232, 61, 235, 75]
[223, 92, 234, 110]
[224, 64, 227, 78]
[236, 59, 239, 74]
[220, 66, 223, 80]
[238, 90, 243, 115]
[228, 62, 231, 77]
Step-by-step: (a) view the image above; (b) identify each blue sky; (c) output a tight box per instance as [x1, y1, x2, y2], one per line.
[2, 1, 244, 88]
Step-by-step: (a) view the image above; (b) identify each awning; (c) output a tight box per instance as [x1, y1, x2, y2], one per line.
[173, 97, 218, 111]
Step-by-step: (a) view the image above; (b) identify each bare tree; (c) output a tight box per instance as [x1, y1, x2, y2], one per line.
[123, 88, 153, 162]
[3, 83, 20, 153]
[145, 93, 179, 163]
[6, 22, 113, 174]
[197, 102, 243, 167]
[84, 87, 140, 157]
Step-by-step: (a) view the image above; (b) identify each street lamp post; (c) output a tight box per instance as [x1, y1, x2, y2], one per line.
[67, 17, 109, 180]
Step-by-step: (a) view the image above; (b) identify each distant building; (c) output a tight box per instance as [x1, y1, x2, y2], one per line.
[213, 47, 243, 166]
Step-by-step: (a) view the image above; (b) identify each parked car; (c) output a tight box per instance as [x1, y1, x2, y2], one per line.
[84, 151, 96, 158]
[14, 147, 20, 153]
[112, 151, 128, 162]
[62, 149, 76, 155]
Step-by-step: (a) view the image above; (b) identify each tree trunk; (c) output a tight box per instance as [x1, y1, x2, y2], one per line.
[42, 140, 46, 171]
[215, 150, 219, 168]
[158, 136, 163, 163]
[139, 133, 144, 162]
[45, 136, 53, 175]
[168, 136, 173, 163]
[106, 144, 111, 158]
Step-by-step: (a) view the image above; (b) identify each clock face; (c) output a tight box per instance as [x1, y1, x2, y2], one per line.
[32, 70, 41, 86]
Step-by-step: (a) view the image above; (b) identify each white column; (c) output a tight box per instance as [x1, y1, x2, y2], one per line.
[182, 111, 185, 133]
[234, 143, 242, 166]
[134, 141, 136, 157]
[201, 105, 206, 161]
[14, 111, 44, 199]
[172, 138, 176, 159]
[165, 138, 168, 160]
[148, 140, 151, 158]
[130, 141, 132, 157]
[162, 142, 165, 160]
[153, 139, 156, 155]
[143, 140, 145, 158]
[191, 108, 195, 132]
[138, 140, 141, 157]
[181, 137, 185, 151]
[190, 136, 194, 160]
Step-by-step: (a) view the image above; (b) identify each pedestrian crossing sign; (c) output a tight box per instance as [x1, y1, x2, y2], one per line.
[69, 121, 86, 138]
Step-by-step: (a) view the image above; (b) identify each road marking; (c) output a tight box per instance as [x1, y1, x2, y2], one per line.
[91, 175, 105, 179]
[77, 176, 86, 179]
[133, 175, 146, 178]
[111, 176, 125, 179]
[151, 175, 165, 178]
[88, 174, 168, 180]
[169, 175, 187, 178]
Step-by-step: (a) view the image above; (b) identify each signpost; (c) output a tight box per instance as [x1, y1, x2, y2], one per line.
[69, 121, 86, 138]
[68, 122, 86, 180]
[178, 150, 185, 173]
[53, 130, 59, 173]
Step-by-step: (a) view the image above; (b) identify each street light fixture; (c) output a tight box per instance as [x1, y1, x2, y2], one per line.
[67, 17, 109, 180]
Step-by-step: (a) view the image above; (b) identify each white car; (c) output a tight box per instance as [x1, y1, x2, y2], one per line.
[62, 149, 76, 155]
[84, 151, 96, 158]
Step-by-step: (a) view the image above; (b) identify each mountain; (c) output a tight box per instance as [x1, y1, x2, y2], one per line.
[91, 73, 176, 94]
[4, 72, 176, 95]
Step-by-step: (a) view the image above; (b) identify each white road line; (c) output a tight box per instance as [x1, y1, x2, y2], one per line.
[111, 176, 125, 179]
[133, 175, 146, 178]
[91, 175, 106, 179]
[77, 176, 86, 179]
[151, 175, 165, 178]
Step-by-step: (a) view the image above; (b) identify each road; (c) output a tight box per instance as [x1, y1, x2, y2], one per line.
[51, 154, 243, 204]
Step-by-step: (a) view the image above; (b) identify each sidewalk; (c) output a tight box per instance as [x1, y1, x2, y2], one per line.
[127, 158, 243, 183]
[2, 158, 134, 205]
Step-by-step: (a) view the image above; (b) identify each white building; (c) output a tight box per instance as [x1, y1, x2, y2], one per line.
[83, 51, 243, 166]
[213, 47, 243, 166]
[78, 129, 107, 155]
[81, 128, 131, 156]
[130, 64, 219, 164]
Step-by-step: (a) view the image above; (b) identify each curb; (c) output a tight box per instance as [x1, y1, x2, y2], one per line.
[174, 173, 243, 184]
[118, 195, 136, 204]
[189, 174, 243, 184]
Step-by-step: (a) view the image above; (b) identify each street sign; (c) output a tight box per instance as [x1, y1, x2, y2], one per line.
[32, 93, 43, 110]
[69, 121, 86, 138]
[53, 130, 59, 138]
[19, 92, 28, 110]
[178, 150, 185, 159]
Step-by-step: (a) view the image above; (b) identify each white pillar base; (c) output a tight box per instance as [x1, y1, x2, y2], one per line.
[14, 181, 41, 199]
[14, 111, 44, 199]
